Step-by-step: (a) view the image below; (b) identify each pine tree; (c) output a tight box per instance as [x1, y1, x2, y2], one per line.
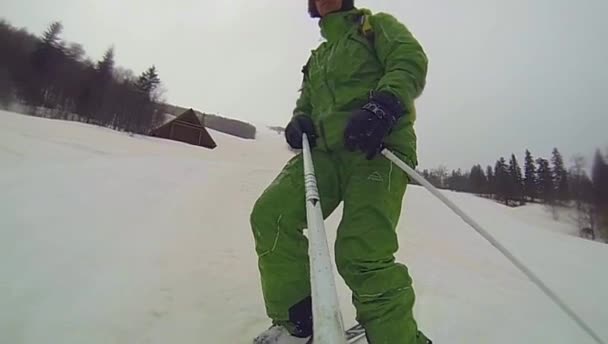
[524, 150, 537, 201]
[424, 169, 441, 188]
[495, 157, 510, 205]
[136, 65, 160, 96]
[509, 154, 524, 205]
[447, 169, 471, 192]
[591, 150, 607, 205]
[85, 46, 116, 124]
[479, 165, 488, 194]
[121, 65, 163, 133]
[29, 21, 66, 107]
[41, 21, 63, 47]
[551, 148, 569, 202]
[65, 42, 85, 62]
[536, 158, 554, 203]
[447, 169, 460, 191]
[592, 150, 608, 240]
[97, 47, 115, 75]
[486, 165, 495, 197]
[470, 164, 487, 195]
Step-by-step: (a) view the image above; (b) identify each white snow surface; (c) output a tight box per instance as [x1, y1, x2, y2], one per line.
[1, 110, 607, 344]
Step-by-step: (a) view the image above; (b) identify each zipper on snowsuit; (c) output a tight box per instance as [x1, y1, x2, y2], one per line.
[319, 120, 332, 152]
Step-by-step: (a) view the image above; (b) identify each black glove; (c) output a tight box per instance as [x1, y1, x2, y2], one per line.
[344, 91, 405, 159]
[285, 114, 317, 149]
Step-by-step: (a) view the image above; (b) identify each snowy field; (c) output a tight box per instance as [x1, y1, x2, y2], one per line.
[1, 110, 607, 344]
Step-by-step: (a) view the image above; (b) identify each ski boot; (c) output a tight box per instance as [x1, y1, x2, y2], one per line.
[253, 325, 311, 344]
[254, 297, 313, 344]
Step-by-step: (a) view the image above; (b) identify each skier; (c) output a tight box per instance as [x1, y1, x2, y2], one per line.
[251, 0, 429, 343]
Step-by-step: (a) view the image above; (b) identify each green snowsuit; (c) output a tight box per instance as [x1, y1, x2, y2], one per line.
[251, 8, 428, 344]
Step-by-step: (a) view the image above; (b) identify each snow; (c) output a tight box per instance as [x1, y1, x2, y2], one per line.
[1, 110, 607, 344]
[508, 203, 582, 237]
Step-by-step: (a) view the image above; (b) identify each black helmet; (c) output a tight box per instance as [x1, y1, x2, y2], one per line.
[308, 0, 355, 18]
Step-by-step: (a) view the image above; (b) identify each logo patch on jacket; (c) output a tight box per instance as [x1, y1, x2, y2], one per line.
[367, 171, 384, 182]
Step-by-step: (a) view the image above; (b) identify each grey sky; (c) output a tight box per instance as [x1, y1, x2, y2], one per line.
[1, 0, 607, 170]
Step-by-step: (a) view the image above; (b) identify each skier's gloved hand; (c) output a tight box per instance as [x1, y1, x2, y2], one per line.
[285, 114, 317, 149]
[344, 91, 405, 159]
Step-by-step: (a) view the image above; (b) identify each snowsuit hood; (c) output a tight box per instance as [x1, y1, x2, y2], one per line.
[308, 0, 355, 18]
[319, 8, 370, 41]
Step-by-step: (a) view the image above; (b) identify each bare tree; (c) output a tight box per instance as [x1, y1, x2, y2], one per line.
[432, 165, 448, 189]
[569, 155, 596, 234]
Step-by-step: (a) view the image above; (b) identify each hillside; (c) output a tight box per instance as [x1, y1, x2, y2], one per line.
[1, 110, 607, 344]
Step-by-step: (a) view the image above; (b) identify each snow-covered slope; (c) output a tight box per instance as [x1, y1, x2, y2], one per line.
[1, 110, 607, 344]
[508, 203, 583, 238]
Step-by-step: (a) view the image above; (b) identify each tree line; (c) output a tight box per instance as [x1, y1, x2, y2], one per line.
[417, 148, 608, 241]
[0, 20, 164, 133]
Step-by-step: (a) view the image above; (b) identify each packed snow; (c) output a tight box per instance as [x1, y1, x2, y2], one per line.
[1, 110, 607, 344]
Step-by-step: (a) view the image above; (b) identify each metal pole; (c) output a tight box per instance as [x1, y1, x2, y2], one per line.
[302, 134, 346, 344]
[382, 149, 605, 344]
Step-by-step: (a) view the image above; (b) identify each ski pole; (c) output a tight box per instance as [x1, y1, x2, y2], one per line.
[381, 148, 605, 344]
[302, 134, 346, 344]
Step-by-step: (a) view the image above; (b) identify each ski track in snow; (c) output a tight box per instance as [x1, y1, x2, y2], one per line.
[0, 110, 607, 344]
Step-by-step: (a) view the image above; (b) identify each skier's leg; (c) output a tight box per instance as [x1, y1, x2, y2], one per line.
[250, 151, 340, 336]
[335, 151, 420, 344]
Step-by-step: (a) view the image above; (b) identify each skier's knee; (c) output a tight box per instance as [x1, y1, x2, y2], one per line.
[337, 258, 385, 301]
[336, 253, 412, 298]
[250, 196, 271, 234]
[250, 196, 282, 256]
[250, 197, 262, 227]
[335, 254, 376, 286]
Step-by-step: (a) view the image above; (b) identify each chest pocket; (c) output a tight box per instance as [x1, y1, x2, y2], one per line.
[332, 32, 382, 81]
[324, 30, 383, 109]
[302, 19, 385, 112]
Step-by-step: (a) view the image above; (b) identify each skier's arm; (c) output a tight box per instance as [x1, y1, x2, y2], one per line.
[293, 61, 313, 117]
[371, 13, 428, 110]
[285, 60, 317, 148]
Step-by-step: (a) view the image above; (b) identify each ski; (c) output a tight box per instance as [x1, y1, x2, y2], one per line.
[307, 324, 366, 344]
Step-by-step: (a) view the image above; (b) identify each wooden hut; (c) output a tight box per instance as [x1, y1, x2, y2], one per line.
[150, 109, 217, 149]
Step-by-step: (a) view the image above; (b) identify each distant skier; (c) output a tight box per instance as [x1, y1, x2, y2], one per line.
[251, 0, 429, 343]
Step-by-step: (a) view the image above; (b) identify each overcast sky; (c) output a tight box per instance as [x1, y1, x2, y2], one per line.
[1, 0, 607, 170]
